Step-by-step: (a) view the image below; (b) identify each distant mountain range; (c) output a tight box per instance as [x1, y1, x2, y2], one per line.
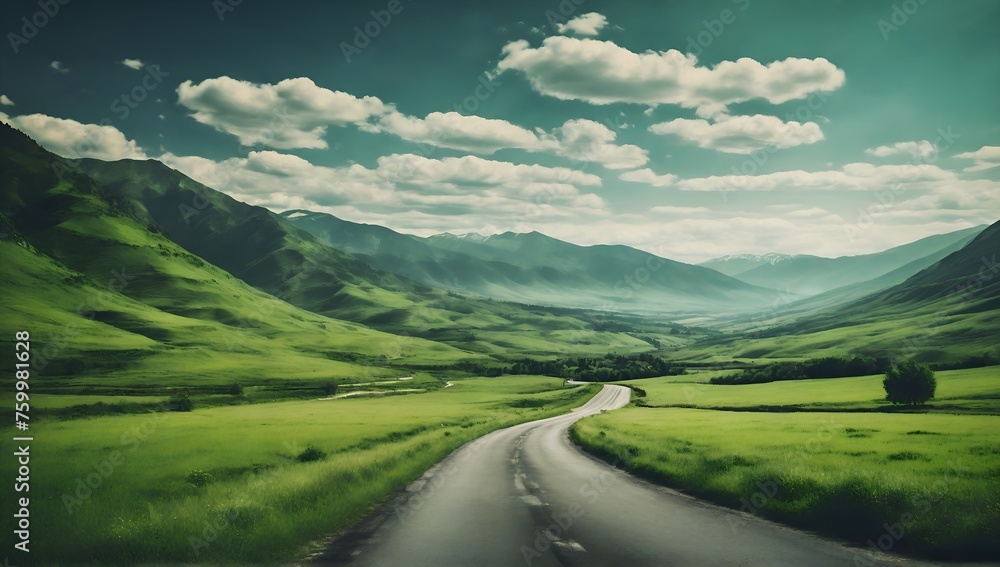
[700, 227, 986, 297]
[698, 253, 799, 277]
[281, 209, 783, 315]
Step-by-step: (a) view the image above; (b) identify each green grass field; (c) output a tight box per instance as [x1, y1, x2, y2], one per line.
[1, 376, 597, 564]
[627, 366, 1000, 413]
[573, 367, 1000, 559]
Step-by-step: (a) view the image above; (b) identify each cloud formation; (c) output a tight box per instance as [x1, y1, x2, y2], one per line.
[953, 146, 1000, 172]
[676, 163, 955, 192]
[496, 37, 846, 116]
[0, 95, 14, 106]
[864, 140, 936, 161]
[649, 114, 824, 154]
[555, 13, 608, 36]
[176, 76, 390, 149]
[160, 150, 605, 220]
[121, 58, 145, 70]
[619, 168, 678, 187]
[2, 113, 147, 161]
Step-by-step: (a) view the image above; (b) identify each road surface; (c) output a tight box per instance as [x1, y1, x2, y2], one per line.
[312, 385, 962, 566]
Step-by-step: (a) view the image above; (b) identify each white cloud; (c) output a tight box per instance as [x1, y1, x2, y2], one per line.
[2, 113, 147, 161]
[546, 118, 647, 169]
[370, 111, 541, 154]
[649, 114, 824, 154]
[676, 163, 956, 192]
[953, 146, 1000, 172]
[159, 150, 606, 221]
[121, 58, 145, 70]
[864, 140, 936, 160]
[496, 37, 846, 116]
[370, 112, 647, 169]
[619, 168, 678, 187]
[50, 61, 68, 73]
[649, 205, 712, 215]
[0, 95, 14, 106]
[176, 76, 390, 149]
[555, 13, 608, 36]
[373, 153, 602, 190]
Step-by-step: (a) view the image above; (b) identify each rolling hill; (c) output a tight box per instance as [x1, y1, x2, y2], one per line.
[282, 209, 784, 315]
[0, 123, 477, 387]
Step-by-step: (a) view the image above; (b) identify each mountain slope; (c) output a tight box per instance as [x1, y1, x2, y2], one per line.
[718, 227, 986, 296]
[0, 124, 476, 384]
[680, 220, 1000, 362]
[284, 210, 784, 315]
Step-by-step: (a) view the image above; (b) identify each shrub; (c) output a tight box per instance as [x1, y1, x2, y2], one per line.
[229, 382, 244, 396]
[168, 395, 194, 412]
[187, 469, 213, 487]
[883, 361, 936, 406]
[297, 446, 326, 462]
[321, 381, 338, 396]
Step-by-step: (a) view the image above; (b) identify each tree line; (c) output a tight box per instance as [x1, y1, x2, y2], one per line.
[507, 353, 686, 382]
[710, 355, 893, 385]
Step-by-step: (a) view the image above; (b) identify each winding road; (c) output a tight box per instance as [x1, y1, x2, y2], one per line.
[313, 385, 962, 566]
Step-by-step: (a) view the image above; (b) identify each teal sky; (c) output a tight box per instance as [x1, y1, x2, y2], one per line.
[1, 0, 998, 262]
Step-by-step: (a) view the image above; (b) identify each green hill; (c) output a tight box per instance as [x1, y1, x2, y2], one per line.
[283, 209, 783, 316]
[0, 123, 479, 387]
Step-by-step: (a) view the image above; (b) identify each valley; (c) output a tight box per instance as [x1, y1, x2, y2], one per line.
[1, 121, 998, 564]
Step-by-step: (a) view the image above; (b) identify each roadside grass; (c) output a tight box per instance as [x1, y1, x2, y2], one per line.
[0, 376, 598, 564]
[573, 398, 1000, 558]
[623, 366, 1000, 413]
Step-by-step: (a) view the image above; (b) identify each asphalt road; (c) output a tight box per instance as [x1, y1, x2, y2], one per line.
[313, 385, 965, 567]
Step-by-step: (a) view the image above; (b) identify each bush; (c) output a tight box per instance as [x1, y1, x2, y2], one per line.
[187, 469, 213, 487]
[168, 395, 194, 412]
[297, 446, 326, 462]
[229, 382, 244, 396]
[321, 382, 338, 396]
[883, 361, 936, 406]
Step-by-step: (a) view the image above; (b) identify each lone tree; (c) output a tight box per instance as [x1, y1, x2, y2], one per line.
[883, 361, 936, 406]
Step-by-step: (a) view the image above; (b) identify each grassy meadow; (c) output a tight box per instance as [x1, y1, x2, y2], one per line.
[629, 366, 1000, 413]
[0, 376, 597, 564]
[572, 366, 1000, 559]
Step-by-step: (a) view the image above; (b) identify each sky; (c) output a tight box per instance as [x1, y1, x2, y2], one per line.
[1, 0, 998, 263]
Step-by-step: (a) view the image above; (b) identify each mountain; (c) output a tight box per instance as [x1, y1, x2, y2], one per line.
[714, 227, 987, 297]
[698, 253, 798, 277]
[0, 123, 474, 384]
[282, 210, 785, 316]
[0, 121, 677, 360]
[699, 220, 1000, 362]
